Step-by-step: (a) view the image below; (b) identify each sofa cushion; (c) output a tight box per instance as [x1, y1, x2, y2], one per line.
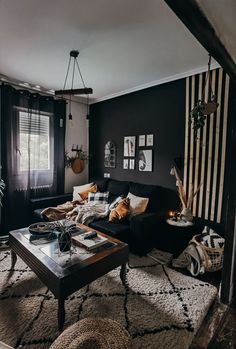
[108, 196, 124, 211]
[79, 184, 97, 201]
[88, 191, 109, 204]
[89, 219, 130, 241]
[129, 182, 159, 212]
[73, 183, 94, 201]
[107, 179, 129, 197]
[109, 198, 130, 222]
[127, 192, 149, 216]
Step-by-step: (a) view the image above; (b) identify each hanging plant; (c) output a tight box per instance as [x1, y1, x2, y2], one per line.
[65, 146, 89, 174]
[189, 55, 219, 138]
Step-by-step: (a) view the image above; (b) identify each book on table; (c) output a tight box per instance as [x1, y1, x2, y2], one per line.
[72, 231, 108, 251]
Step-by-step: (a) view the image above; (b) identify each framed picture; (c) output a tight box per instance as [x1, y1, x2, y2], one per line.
[138, 135, 145, 147]
[123, 159, 129, 169]
[129, 159, 135, 170]
[146, 134, 154, 147]
[138, 150, 153, 172]
[124, 136, 136, 157]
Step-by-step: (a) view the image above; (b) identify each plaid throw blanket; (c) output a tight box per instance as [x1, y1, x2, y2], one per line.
[67, 202, 110, 225]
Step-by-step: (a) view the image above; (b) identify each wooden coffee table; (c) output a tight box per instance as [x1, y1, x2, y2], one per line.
[8, 224, 129, 331]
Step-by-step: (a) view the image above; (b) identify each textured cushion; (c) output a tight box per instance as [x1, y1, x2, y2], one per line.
[79, 184, 97, 201]
[127, 192, 149, 216]
[88, 191, 109, 204]
[73, 182, 93, 201]
[109, 198, 130, 222]
[107, 179, 129, 197]
[129, 182, 159, 211]
[109, 196, 124, 211]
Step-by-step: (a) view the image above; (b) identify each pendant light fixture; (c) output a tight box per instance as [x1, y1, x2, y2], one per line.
[55, 50, 93, 121]
[189, 54, 218, 138]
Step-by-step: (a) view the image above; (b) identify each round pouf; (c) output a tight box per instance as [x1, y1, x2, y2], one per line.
[50, 318, 131, 349]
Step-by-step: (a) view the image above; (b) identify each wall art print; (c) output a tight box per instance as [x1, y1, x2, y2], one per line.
[104, 141, 116, 168]
[146, 134, 154, 147]
[138, 149, 153, 172]
[123, 159, 129, 169]
[129, 159, 135, 170]
[124, 136, 136, 157]
[138, 135, 145, 147]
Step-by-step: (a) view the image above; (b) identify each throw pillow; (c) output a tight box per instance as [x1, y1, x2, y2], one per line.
[127, 192, 149, 216]
[88, 191, 109, 204]
[109, 196, 124, 211]
[73, 182, 94, 201]
[79, 184, 97, 201]
[109, 198, 130, 222]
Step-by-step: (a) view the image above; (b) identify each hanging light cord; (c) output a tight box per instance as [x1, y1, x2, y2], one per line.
[75, 57, 90, 118]
[202, 54, 214, 101]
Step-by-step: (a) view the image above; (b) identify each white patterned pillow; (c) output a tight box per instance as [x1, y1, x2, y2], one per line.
[127, 192, 149, 216]
[109, 196, 124, 211]
[88, 192, 109, 204]
[200, 226, 224, 249]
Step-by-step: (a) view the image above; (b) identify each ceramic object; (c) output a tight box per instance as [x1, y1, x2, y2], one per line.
[180, 208, 193, 222]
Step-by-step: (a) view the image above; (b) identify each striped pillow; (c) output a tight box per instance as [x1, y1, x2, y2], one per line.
[88, 191, 109, 204]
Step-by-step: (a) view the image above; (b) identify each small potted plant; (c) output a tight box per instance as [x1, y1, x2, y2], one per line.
[55, 221, 72, 253]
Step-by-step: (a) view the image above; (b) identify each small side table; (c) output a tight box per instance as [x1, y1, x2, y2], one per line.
[166, 218, 194, 227]
[154, 218, 204, 257]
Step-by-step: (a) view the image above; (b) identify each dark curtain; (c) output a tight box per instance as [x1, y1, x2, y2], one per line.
[0, 84, 66, 234]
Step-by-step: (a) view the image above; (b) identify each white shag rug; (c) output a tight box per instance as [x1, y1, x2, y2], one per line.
[0, 250, 217, 349]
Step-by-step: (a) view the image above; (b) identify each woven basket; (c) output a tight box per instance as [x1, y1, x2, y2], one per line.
[191, 234, 224, 272]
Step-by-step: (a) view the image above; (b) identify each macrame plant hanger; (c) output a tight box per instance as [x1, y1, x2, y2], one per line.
[190, 54, 218, 139]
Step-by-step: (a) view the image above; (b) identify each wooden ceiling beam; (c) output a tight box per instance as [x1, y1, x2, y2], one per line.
[164, 0, 236, 79]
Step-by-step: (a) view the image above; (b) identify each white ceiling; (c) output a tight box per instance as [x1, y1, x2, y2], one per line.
[0, 0, 218, 102]
[196, 0, 236, 64]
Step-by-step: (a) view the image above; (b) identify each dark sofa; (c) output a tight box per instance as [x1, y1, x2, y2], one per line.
[31, 178, 180, 255]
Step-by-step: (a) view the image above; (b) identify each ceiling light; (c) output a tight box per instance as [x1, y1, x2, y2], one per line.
[55, 50, 93, 122]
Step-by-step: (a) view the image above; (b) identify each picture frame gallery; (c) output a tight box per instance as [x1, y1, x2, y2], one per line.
[123, 134, 154, 171]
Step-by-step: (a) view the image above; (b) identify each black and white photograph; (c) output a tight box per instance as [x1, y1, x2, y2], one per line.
[124, 136, 136, 157]
[129, 159, 135, 170]
[146, 134, 154, 146]
[123, 159, 129, 169]
[138, 149, 153, 172]
[138, 135, 145, 147]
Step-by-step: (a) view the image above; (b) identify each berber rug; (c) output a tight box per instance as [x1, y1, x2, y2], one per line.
[0, 250, 217, 349]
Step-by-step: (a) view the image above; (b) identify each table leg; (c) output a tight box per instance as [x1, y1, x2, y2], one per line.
[120, 263, 126, 285]
[58, 298, 65, 331]
[11, 250, 17, 269]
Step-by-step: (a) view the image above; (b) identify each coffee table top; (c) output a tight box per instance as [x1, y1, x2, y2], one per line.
[9, 223, 129, 298]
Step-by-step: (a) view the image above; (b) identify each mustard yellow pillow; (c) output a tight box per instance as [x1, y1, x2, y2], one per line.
[79, 184, 97, 201]
[109, 198, 130, 222]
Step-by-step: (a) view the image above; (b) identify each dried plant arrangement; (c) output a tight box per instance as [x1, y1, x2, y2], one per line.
[170, 166, 202, 221]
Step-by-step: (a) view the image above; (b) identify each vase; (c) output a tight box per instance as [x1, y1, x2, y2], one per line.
[58, 232, 71, 252]
[180, 208, 193, 222]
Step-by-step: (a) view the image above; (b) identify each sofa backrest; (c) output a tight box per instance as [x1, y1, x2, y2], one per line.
[92, 178, 179, 213]
[107, 179, 130, 202]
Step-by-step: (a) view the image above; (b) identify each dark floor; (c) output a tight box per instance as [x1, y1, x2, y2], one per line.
[209, 308, 236, 349]
[191, 300, 236, 349]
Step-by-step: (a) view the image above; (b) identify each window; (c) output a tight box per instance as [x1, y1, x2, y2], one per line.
[18, 110, 51, 172]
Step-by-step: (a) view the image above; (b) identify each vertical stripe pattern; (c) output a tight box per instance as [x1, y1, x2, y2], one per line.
[185, 68, 229, 223]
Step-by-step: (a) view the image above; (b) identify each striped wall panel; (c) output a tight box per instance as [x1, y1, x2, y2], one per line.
[184, 68, 229, 223]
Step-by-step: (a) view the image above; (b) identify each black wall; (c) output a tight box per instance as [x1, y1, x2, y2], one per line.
[89, 79, 185, 190]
